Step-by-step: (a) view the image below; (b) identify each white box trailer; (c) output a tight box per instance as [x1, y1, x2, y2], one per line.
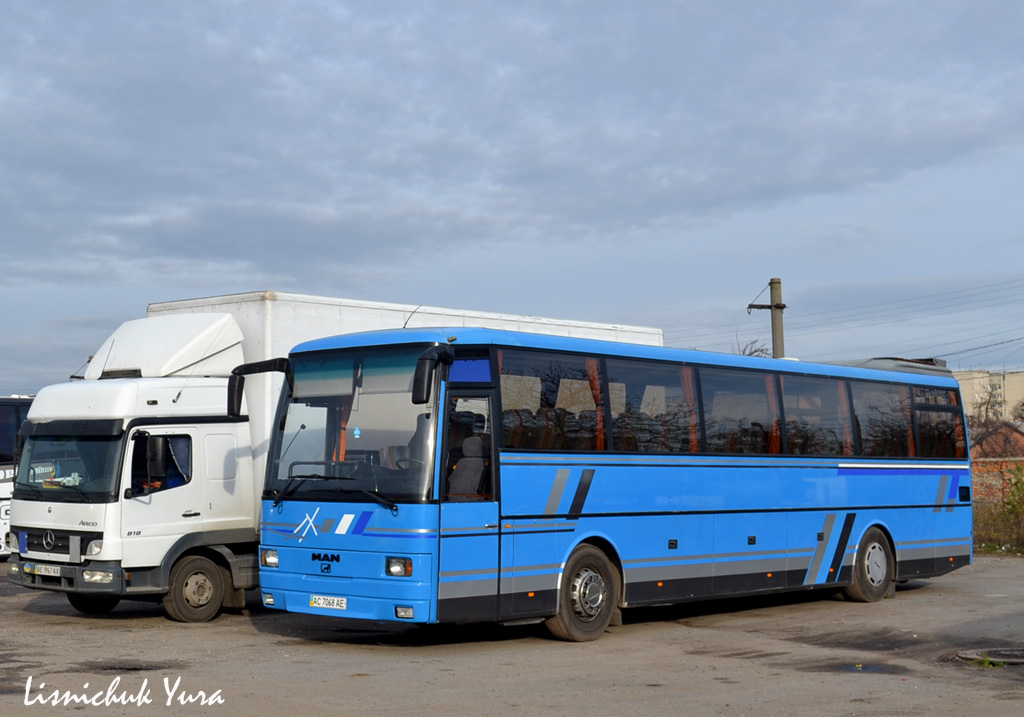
[7, 291, 661, 621]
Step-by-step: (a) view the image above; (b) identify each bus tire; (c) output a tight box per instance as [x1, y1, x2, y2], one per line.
[545, 545, 618, 642]
[163, 555, 225, 623]
[843, 527, 894, 603]
[67, 593, 120, 615]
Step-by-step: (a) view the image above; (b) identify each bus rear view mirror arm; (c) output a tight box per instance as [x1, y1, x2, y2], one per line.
[412, 344, 455, 405]
[228, 358, 291, 417]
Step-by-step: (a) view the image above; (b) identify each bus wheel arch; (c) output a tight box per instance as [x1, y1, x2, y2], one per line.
[843, 525, 896, 603]
[545, 541, 621, 642]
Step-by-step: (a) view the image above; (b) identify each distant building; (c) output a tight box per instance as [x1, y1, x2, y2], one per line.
[954, 369, 1024, 502]
[953, 369, 1024, 423]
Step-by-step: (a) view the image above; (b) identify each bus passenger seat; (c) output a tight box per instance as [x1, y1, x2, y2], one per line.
[447, 436, 489, 500]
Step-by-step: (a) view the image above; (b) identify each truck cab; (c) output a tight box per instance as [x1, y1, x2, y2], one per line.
[6, 314, 258, 620]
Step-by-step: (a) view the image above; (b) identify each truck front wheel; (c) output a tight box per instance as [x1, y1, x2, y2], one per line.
[163, 555, 225, 623]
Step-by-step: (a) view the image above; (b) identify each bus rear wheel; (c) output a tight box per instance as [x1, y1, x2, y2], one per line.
[67, 593, 120, 615]
[163, 555, 225, 623]
[843, 527, 894, 603]
[545, 545, 618, 642]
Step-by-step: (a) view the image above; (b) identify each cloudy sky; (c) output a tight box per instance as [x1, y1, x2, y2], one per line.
[2, 1, 1023, 395]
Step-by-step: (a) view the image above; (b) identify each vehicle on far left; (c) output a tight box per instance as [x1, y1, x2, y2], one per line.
[1, 395, 33, 559]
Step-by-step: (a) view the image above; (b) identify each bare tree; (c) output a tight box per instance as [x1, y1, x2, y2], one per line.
[734, 336, 771, 358]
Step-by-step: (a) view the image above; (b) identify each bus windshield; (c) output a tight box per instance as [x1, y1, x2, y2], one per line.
[265, 345, 436, 505]
[15, 433, 123, 503]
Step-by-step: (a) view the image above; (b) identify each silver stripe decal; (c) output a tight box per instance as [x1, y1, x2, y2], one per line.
[805, 513, 836, 586]
[934, 475, 949, 513]
[544, 469, 571, 515]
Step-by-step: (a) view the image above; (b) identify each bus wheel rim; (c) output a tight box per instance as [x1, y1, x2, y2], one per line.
[864, 543, 887, 587]
[570, 567, 606, 621]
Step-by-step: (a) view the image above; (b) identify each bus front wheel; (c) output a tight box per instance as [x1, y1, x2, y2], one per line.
[545, 545, 619, 642]
[843, 527, 894, 603]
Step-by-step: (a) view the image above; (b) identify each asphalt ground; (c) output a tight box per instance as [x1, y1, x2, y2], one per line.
[1, 555, 1022, 716]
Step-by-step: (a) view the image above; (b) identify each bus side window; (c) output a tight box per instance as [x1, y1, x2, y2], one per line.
[701, 367, 781, 455]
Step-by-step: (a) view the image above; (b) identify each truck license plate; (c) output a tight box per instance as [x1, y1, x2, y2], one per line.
[33, 565, 61, 577]
[309, 594, 347, 610]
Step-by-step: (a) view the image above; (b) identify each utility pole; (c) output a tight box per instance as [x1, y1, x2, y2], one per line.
[746, 277, 787, 358]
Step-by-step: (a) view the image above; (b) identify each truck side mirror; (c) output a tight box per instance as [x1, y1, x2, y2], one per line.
[412, 344, 455, 405]
[147, 435, 167, 479]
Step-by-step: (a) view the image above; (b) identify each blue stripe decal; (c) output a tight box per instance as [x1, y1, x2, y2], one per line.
[568, 469, 595, 518]
[947, 475, 961, 501]
[352, 511, 373, 535]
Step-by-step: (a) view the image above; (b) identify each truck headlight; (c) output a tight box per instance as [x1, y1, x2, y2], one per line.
[260, 548, 279, 568]
[85, 540, 103, 557]
[82, 571, 114, 584]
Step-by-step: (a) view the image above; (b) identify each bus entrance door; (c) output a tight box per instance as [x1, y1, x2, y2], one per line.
[437, 394, 499, 623]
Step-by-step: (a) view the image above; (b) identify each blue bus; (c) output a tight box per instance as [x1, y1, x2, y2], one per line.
[231, 328, 970, 641]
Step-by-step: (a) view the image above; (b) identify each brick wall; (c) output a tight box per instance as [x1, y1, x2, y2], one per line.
[972, 458, 1023, 502]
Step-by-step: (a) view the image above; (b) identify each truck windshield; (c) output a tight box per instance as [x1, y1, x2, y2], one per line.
[15, 434, 123, 503]
[265, 345, 437, 504]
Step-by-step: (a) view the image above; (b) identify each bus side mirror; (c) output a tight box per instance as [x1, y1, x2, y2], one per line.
[228, 357, 291, 417]
[412, 344, 455, 405]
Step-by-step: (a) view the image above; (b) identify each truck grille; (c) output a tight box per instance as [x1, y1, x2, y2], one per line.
[14, 526, 102, 562]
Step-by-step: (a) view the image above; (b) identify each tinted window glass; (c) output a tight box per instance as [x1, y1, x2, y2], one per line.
[605, 358, 699, 453]
[851, 382, 913, 457]
[499, 350, 606, 451]
[1, 404, 17, 462]
[914, 387, 966, 459]
[780, 375, 853, 456]
[700, 368, 781, 454]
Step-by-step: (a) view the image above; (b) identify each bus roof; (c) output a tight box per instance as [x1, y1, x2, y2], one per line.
[292, 327, 960, 388]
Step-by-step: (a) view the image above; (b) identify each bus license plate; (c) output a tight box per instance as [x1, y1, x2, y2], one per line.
[309, 594, 347, 610]
[33, 565, 60, 577]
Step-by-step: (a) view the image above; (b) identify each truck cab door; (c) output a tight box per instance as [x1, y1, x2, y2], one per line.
[437, 393, 500, 623]
[120, 428, 203, 569]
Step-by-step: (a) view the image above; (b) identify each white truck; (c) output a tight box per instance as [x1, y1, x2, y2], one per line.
[6, 290, 661, 621]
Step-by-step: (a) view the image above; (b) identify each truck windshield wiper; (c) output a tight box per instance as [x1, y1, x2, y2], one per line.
[14, 482, 45, 500]
[64, 484, 94, 503]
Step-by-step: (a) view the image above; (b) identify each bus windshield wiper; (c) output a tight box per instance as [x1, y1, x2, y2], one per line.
[272, 473, 330, 507]
[335, 487, 398, 515]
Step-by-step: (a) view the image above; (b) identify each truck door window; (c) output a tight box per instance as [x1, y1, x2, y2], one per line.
[131, 435, 192, 494]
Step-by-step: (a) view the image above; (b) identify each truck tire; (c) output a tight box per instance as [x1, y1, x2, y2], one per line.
[67, 593, 120, 615]
[544, 545, 619, 642]
[163, 555, 225, 623]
